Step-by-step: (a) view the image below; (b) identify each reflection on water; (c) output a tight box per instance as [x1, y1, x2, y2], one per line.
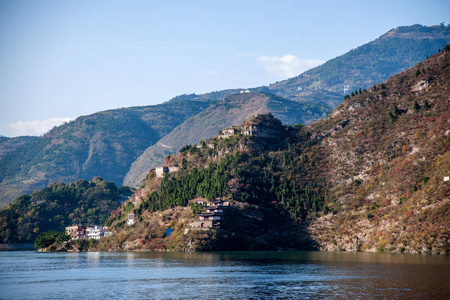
[0, 250, 449, 299]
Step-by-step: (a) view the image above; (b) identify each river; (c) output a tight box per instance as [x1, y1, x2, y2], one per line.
[0, 248, 449, 299]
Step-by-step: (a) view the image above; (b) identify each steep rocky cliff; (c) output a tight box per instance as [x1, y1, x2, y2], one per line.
[307, 48, 450, 254]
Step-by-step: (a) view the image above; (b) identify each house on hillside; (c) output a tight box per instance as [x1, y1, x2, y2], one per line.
[208, 199, 230, 207]
[65, 225, 109, 240]
[65, 225, 86, 239]
[190, 201, 229, 229]
[219, 127, 238, 139]
[242, 114, 285, 139]
[191, 213, 223, 229]
[155, 166, 180, 178]
[127, 213, 135, 225]
[243, 124, 257, 136]
[85, 226, 105, 240]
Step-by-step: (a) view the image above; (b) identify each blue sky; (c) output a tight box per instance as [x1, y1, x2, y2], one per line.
[0, 0, 449, 137]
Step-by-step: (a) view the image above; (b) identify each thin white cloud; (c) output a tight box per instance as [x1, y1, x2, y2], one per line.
[257, 54, 324, 78]
[205, 70, 221, 76]
[8, 117, 74, 136]
[237, 53, 249, 57]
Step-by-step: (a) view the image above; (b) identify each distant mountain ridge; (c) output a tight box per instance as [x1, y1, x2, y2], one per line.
[1, 24, 449, 206]
[0, 100, 210, 206]
[267, 24, 450, 100]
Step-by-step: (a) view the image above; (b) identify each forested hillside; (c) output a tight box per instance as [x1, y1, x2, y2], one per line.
[0, 177, 124, 243]
[0, 136, 37, 159]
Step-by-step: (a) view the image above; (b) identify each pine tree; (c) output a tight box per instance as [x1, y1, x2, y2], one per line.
[389, 112, 396, 123]
[393, 105, 400, 116]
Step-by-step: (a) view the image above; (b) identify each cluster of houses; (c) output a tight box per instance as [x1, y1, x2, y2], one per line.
[190, 199, 230, 229]
[65, 225, 112, 240]
[219, 124, 258, 139]
[219, 114, 282, 140]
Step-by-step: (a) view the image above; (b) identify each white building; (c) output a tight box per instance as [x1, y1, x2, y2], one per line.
[127, 213, 135, 225]
[155, 166, 180, 178]
[85, 226, 105, 240]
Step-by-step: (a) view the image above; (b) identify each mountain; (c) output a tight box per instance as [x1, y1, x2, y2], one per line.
[0, 100, 210, 207]
[98, 47, 449, 254]
[124, 24, 450, 187]
[123, 92, 329, 187]
[167, 24, 450, 110]
[267, 24, 450, 101]
[1, 24, 449, 206]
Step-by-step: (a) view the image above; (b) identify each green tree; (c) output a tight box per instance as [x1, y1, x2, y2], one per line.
[393, 105, 401, 116]
[34, 231, 69, 249]
[389, 112, 396, 123]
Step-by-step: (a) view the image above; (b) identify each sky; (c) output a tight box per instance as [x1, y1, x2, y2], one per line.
[0, 0, 449, 137]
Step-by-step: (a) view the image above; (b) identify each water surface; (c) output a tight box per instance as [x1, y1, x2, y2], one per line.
[1, 250, 449, 299]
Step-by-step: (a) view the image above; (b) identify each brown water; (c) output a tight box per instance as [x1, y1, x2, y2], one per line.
[1, 250, 449, 299]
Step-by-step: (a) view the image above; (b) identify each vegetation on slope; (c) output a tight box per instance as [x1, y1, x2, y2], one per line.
[0, 136, 37, 160]
[0, 177, 124, 243]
